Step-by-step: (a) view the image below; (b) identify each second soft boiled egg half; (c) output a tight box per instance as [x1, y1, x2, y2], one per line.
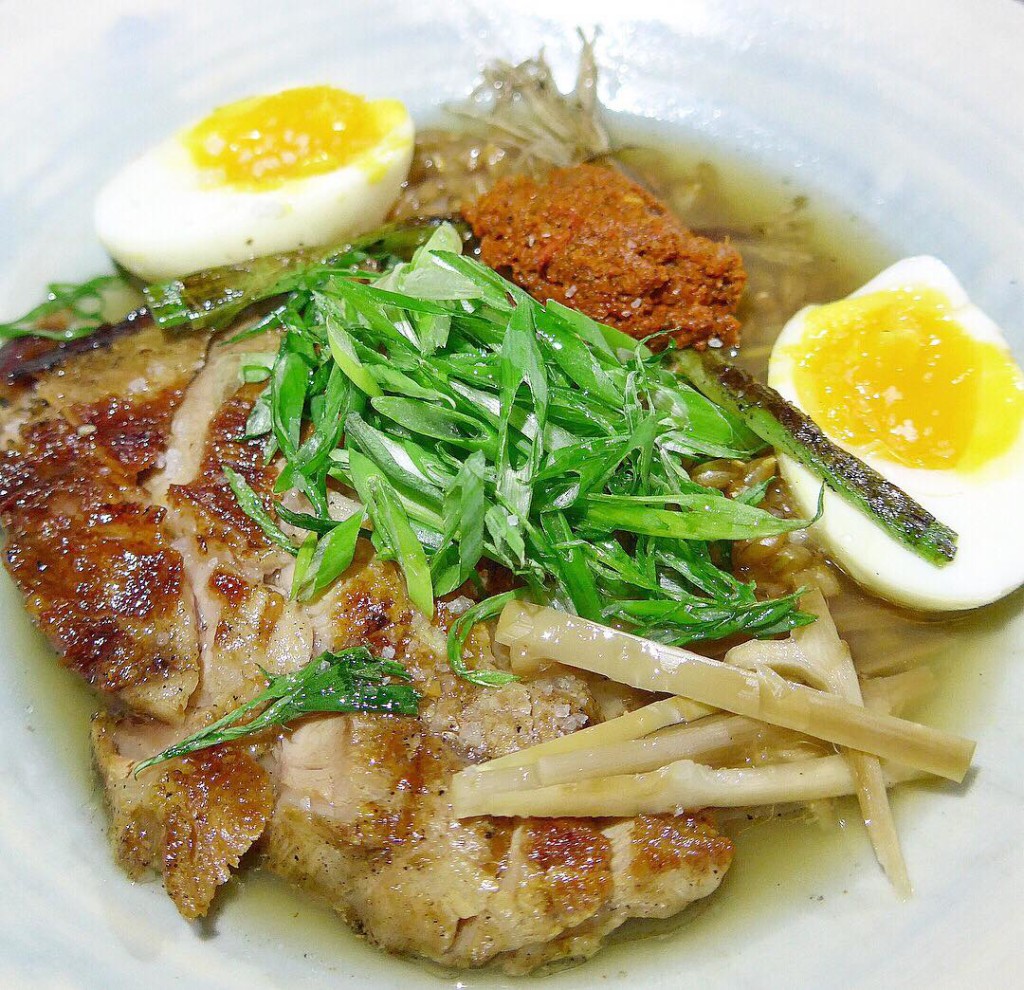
[769, 256, 1024, 611]
[95, 85, 414, 281]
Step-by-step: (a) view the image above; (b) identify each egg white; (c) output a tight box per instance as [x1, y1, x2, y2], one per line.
[94, 106, 414, 282]
[768, 256, 1024, 611]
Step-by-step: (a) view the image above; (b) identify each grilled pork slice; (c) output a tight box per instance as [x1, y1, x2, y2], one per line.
[0, 322, 208, 720]
[265, 544, 733, 972]
[0, 320, 733, 971]
[93, 715, 274, 919]
[148, 336, 312, 717]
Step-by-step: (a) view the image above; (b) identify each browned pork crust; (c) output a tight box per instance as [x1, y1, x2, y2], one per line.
[165, 381, 282, 562]
[93, 717, 274, 920]
[0, 325, 208, 720]
[0, 239, 737, 970]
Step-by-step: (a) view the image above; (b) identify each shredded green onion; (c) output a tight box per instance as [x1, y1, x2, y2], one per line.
[0, 275, 130, 340]
[208, 221, 814, 676]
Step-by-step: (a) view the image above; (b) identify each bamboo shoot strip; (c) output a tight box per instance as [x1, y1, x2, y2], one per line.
[789, 591, 911, 896]
[453, 715, 761, 800]
[861, 667, 936, 713]
[531, 676, 922, 791]
[495, 602, 975, 782]
[453, 754, 925, 819]
[451, 668, 933, 799]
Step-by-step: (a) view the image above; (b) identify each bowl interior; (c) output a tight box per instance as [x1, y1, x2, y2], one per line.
[1, 2, 1022, 987]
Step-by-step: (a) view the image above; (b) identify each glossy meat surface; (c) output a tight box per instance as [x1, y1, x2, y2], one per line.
[0, 325, 207, 719]
[0, 314, 733, 971]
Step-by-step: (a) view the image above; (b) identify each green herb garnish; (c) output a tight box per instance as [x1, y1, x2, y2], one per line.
[223, 465, 298, 553]
[447, 591, 521, 687]
[133, 647, 419, 775]
[4, 220, 822, 681]
[0, 274, 129, 340]
[210, 222, 817, 678]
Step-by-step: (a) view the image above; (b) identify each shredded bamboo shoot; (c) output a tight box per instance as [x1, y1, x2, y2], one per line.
[861, 667, 935, 714]
[495, 602, 974, 782]
[478, 695, 713, 771]
[455, 715, 759, 798]
[800, 593, 912, 894]
[535, 714, 759, 783]
[452, 667, 933, 798]
[454, 754, 926, 819]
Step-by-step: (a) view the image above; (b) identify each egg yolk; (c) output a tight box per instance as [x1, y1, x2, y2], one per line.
[183, 85, 406, 189]
[791, 287, 1024, 472]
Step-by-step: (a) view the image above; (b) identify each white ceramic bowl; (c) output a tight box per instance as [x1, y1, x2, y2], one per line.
[1, 1, 1022, 987]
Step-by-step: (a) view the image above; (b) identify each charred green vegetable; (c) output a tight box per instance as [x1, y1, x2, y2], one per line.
[673, 349, 958, 566]
[144, 217, 471, 333]
[0, 275, 130, 341]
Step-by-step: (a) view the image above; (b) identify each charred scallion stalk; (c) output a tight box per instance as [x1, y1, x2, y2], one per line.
[144, 217, 471, 332]
[0, 275, 132, 341]
[673, 349, 958, 566]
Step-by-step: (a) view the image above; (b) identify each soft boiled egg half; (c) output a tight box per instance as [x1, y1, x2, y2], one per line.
[95, 85, 414, 281]
[769, 256, 1024, 611]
